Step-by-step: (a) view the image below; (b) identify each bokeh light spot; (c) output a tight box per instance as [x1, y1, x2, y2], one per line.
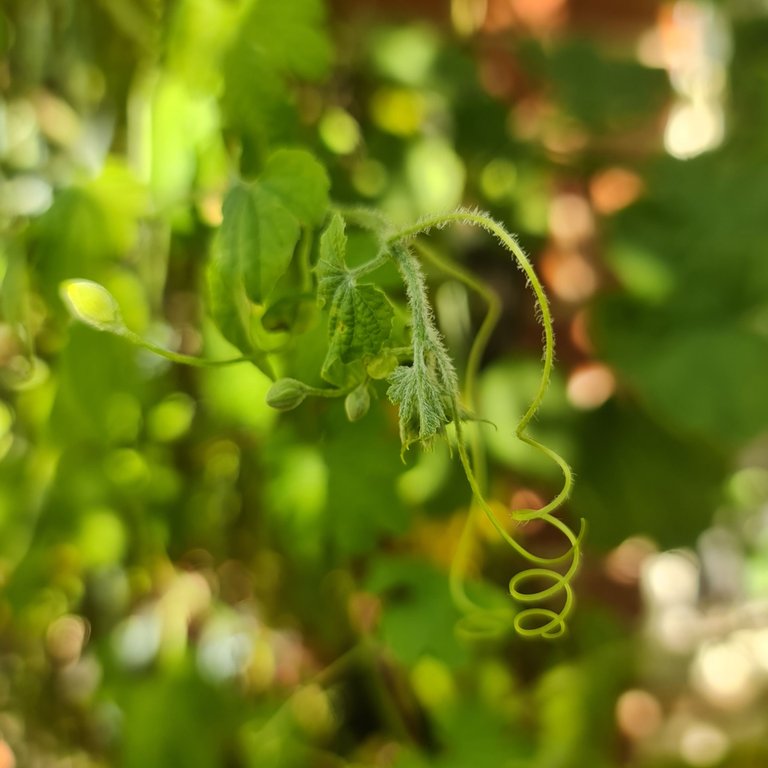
[566, 362, 616, 410]
[548, 194, 595, 243]
[605, 536, 657, 585]
[540, 247, 598, 303]
[692, 639, 759, 709]
[46, 614, 89, 665]
[679, 720, 730, 766]
[589, 167, 644, 215]
[0, 740, 15, 768]
[352, 158, 388, 198]
[319, 107, 361, 155]
[615, 689, 663, 741]
[642, 551, 699, 607]
[370, 87, 425, 136]
[480, 158, 517, 202]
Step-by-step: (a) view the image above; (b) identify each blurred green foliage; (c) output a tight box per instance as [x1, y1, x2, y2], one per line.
[2, 0, 768, 767]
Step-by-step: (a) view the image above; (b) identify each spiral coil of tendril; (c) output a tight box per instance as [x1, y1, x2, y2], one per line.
[397, 212, 584, 640]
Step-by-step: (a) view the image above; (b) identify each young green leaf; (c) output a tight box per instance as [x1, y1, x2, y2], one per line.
[221, 0, 331, 147]
[259, 148, 329, 225]
[326, 283, 393, 365]
[217, 149, 329, 306]
[207, 231, 254, 354]
[243, 0, 331, 81]
[60, 279, 125, 333]
[317, 214, 394, 377]
[387, 363, 451, 450]
[316, 212, 348, 307]
[384, 243, 459, 452]
[238, 188, 298, 304]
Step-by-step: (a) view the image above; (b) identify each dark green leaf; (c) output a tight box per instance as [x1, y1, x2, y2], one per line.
[365, 555, 466, 666]
[571, 402, 727, 550]
[594, 297, 768, 445]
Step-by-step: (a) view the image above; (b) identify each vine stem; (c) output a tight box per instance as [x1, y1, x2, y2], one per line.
[415, 241, 507, 630]
[389, 209, 583, 638]
[122, 329, 256, 368]
[389, 210, 555, 461]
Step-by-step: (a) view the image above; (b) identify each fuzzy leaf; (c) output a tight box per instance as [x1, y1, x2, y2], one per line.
[387, 363, 451, 450]
[317, 214, 394, 374]
[326, 283, 393, 365]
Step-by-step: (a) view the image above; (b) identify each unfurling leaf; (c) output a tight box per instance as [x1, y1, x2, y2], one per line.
[387, 363, 452, 451]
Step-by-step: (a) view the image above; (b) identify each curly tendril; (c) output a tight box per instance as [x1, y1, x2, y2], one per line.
[389, 210, 584, 639]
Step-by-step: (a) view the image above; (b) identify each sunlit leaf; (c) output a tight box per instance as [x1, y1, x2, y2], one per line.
[218, 150, 329, 305]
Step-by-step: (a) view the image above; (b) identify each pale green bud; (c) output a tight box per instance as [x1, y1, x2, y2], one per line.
[266, 378, 308, 411]
[344, 384, 370, 422]
[60, 279, 124, 332]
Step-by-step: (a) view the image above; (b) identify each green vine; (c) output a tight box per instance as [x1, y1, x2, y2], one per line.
[60, 150, 582, 638]
[386, 210, 582, 639]
[314, 206, 582, 638]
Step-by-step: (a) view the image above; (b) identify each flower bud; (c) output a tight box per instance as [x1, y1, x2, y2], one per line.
[344, 385, 370, 422]
[265, 378, 308, 411]
[60, 279, 124, 332]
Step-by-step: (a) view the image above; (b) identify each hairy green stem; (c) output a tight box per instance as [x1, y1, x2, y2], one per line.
[350, 249, 390, 279]
[415, 241, 510, 634]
